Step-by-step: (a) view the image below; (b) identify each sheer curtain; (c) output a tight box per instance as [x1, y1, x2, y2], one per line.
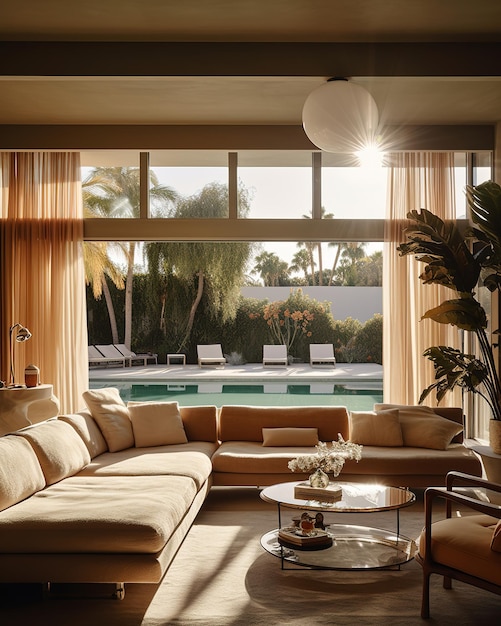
[384, 152, 462, 407]
[0, 152, 87, 412]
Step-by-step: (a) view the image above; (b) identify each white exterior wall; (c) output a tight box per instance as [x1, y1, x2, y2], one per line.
[240, 287, 382, 323]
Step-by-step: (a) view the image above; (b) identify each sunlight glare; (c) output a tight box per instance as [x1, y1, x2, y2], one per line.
[356, 144, 384, 169]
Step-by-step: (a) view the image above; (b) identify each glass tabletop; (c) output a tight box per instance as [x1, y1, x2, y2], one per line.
[260, 481, 415, 512]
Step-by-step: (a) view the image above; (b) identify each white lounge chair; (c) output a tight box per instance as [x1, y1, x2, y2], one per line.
[262, 344, 288, 367]
[310, 343, 336, 367]
[114, 343, 158, 366]
[94, 344, 127, 367]
[88, 345, 126, 368]
[197, 344, 226, 368]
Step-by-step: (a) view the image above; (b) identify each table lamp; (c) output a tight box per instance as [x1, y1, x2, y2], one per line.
[9, 323, 32, 388]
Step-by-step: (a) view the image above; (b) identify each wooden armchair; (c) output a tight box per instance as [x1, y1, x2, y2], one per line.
[417, 471, 501, 619]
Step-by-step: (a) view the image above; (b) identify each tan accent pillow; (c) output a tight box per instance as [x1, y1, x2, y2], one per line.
[491, 520, 501, 552]
[127, 401, 188, 447]
[0, 435, 46, 511]
[17, 420, 91, 485]
[374, 404, 463, 450]
[262, 427, 319, 447]
[349, 409, 403, 446]
[82, 388, 134, 452]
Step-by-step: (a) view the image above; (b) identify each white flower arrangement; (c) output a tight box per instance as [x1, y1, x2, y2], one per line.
[288, 435, 363, 477]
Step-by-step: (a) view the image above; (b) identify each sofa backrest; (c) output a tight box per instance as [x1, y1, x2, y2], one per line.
[0, 435, 46, 512]
[179, 405, 218, 442]
[218, 405, 349, 442]
[432, 407, 465, 443]
[58, 410, 109, 458]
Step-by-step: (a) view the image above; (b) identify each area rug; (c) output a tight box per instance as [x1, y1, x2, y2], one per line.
[1, 488, 500, 625]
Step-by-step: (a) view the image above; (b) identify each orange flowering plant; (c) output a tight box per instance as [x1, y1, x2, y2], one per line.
[250, 290, 316, 355]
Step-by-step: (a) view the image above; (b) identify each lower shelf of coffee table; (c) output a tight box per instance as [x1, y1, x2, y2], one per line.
[260, 523, 417, 570]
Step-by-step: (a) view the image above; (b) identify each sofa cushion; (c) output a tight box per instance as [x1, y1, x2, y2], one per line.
[0, 475, 198, 554]
[76, 442, 215, 490]
[82, 388, 134, 452]
[262, 427, 318, 447]
[127, 401, 188, 447]
[349, 409, 403, 446]
[0, 435, 46, 512]
[58, 410, 108, 458]
[212, 441, 320, 474]
[374, 404, 463, 450]
[218, 405, 349, 442]
[16, 420, 91, 486]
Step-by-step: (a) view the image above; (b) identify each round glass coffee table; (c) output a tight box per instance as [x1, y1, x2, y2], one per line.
[260, 481, 417, 570]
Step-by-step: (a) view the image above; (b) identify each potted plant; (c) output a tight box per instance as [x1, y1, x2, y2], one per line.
[397, 180, 501, 453]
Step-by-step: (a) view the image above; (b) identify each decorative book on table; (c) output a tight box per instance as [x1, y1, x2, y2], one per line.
[294, 481, 343, 502]
[278, 527, 333, 550]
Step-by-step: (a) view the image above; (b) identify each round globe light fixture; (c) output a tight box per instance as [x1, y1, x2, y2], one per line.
[302, 78, 379, 153]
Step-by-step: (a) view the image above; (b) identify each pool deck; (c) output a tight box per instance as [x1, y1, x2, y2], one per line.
[89, 362, 383, 389]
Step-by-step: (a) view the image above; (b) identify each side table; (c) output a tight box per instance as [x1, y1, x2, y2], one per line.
[466, 439, 501, 504]
[0, 384, 60, 434]
[167, 353, 186, 366]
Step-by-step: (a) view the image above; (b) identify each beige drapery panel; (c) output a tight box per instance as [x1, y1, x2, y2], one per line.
[383, 152, 462, 407]
[0, 152, 87, 413]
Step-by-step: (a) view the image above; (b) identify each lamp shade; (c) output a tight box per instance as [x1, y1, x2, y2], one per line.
[302, 79, 379, 153]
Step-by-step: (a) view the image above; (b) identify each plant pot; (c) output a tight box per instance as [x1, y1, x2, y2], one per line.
[489, 419, 501, 455]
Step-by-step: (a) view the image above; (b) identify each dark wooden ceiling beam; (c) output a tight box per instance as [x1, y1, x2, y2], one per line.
[2, 42, 501, 77]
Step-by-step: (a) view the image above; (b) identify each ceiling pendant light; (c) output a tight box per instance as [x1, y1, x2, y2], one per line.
[302, 78, 379, 153]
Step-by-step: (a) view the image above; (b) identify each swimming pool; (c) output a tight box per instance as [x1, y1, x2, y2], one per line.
[89, 380, 383, 411]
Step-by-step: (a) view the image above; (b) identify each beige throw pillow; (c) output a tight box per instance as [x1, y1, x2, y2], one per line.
[374, 404, 463, 450]
[0, 435, 46, 512]
[82, 388, 134, 452]
[128, 401, 188, 447]
[17, 420, 91, 485]
[262, 427, 319, 447]
[349, 409, 403, 446]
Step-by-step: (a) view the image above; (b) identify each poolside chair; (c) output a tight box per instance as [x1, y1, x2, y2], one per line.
[94, 344, 127, 367]
[197, 344, 226, 368]
[262, 344, 288, 367]
[114, 343, 158, 366]
[88, 345, 126, 368]
[309, 343, 336, 367]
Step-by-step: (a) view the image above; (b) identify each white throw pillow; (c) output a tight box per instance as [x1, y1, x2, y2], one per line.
[127, 401, 188, 447]
[82, 388, 134, 452]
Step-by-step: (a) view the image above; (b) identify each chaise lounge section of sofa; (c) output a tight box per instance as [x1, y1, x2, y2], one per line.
[0, 390, 218, 598]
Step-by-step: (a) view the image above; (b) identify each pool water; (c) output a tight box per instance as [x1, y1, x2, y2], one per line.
[89, 381, 383, 411]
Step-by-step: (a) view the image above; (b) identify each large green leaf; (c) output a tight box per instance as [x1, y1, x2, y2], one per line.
[397, 209, 479, 293]
[419, 346, 489, 404]
[421, 297, 487, 331]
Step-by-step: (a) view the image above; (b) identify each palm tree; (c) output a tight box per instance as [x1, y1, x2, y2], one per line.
[253, 251, 289, 286]
[83, 167, 177, 349]
[298, 208, 334, 285]
[290, 249, 312, 284]
[83, 240, 125, 344]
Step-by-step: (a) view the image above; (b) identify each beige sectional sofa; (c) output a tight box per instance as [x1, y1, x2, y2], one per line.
[0, 391, 482, 596]
[0, 393, 218, 597]
[211, 404, 482, 488]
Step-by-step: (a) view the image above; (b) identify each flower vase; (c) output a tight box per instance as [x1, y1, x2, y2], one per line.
[309, 468, 329, 488]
